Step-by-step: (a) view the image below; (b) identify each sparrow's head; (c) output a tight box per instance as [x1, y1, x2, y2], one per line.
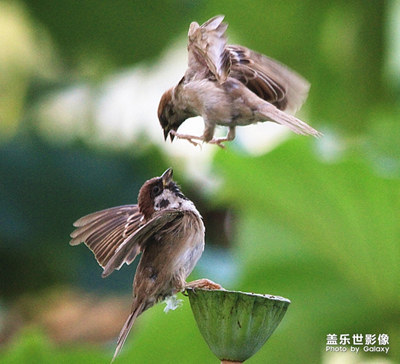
[158, 88, 187, 142]
[138, 168, 187, 220]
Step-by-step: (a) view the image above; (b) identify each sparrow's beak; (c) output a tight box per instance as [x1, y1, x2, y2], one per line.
[161, 167, 173, 187]
[163, 128, 169, 141]
[163, 128, 176, 142]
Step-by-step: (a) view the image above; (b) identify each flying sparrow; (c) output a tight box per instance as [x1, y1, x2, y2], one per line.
[70, 168, 220, 361]
[158, 15, 321, 148]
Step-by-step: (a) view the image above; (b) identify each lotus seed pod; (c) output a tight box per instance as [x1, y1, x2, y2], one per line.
[187, 288, 290, 363]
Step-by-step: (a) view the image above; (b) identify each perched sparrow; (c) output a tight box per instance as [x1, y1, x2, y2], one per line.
[158, 15, 321, 148]
[70, 168, 220, 361]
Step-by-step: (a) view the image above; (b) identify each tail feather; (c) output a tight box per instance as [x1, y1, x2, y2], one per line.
[111, 302, 146, 363]
[261, 104, 322, 137]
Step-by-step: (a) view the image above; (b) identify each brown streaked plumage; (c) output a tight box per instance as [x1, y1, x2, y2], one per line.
[70, 168, 220, 362]
[158, 15, 321, 148]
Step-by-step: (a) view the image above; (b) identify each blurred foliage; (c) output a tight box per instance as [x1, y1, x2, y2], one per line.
[1, 0, 399, 363]
[212, 138, 400, 363]
[21, 0, 198, 68]
[0, 327, 107, 364]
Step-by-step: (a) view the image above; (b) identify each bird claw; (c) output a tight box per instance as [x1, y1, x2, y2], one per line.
[185, 278, 223, 293]
[208, 138, 227, 149]
[169, 131, 228, 149]
[169, 130, 203, 148]
[188, 139, 202, 148]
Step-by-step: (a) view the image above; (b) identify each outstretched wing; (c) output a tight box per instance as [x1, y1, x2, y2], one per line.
[187, 15, 231, 83]
[227, 45, 310, 114]
[70, 206, 184, 278]
[70, 205, 141, 270]
[186, 16, 309, 113]
[101, 209, 184, 277]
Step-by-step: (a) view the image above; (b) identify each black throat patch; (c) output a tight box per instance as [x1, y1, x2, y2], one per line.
[159, 199, 170, 208]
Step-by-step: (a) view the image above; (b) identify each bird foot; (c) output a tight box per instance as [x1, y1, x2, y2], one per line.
[169, 131, 229, 149]
[208, 138, 228, 149]
[185, 278, 223, 291]
[169, 131, 203, 148]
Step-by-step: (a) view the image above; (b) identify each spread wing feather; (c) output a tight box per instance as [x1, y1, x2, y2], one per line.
[70, 205, 141, 269]
[102, 210, 183, 277]
[70, 206, 183, 278]
[187, 15, 231, 83]
[227, 45, 310, 113]
[186, 15, 309, 114]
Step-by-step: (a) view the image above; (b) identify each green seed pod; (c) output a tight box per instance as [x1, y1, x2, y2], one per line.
[187, 288, 290, 363]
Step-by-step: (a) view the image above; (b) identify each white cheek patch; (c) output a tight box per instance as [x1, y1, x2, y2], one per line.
[154, 189, 197, 212]
[154, 189, 179, 210]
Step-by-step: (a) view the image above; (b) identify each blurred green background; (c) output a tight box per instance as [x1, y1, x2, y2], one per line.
[1, 0, 399, 363]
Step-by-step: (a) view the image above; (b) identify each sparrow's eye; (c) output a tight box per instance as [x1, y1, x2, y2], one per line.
[151, 185, 162, 197]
